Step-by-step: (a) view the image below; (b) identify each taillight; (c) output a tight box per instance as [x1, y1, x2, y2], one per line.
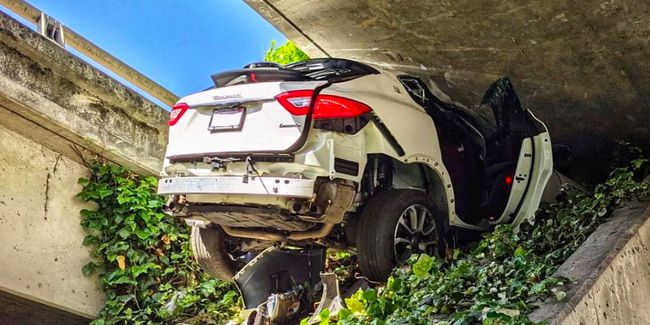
[275, 90, 313, 115]
[312, 95, 371, 119]
[275, 90, 371, 119]
[169, 103, 189, 126]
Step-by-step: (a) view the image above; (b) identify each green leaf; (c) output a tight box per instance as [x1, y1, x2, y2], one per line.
[116, 294, 134, 303]
[362, 289, 377, 303]
[97, 188, 113, 199]
[345, 297, 366, 314]
[514, 247, 526, 257]
[82, 235, 99, 246]
[117, 227, 131, 239]
[111, 275, 136, 285]
[453, 248, 462, 260]
[90, 319, 105, 325]
[135, 229, 150, 240]
[318, 308, 330, 325]
[82, 262, 96, 276]
[220, 290, 238, 305]
[337, 308, 353, 320]
[412, 254, 434, 277]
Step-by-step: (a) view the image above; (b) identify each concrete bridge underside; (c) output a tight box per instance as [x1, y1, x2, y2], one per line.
[246, 0, 650, 182]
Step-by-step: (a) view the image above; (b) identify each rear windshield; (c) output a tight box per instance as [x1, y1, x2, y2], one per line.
[210, 58, 379, 88]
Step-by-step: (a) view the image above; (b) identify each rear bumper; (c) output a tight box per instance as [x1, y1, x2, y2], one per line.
[157, 176, 315, 198]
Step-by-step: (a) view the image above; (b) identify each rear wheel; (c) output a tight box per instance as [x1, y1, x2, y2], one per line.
[357, 189, 446, 281]
[191, 226, 236, 281]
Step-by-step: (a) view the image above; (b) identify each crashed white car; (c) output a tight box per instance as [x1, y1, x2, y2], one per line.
[158, 59, 553, 281]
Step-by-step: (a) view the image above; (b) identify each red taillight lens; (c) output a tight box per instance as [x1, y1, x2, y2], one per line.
[275, 90, 371, 119]
[275, 90, 314, 115]
[169, 103, 189, 126]
[313, 95, 371, 120]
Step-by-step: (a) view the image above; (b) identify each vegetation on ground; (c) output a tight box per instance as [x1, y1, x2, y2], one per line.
[309, 151, 649, 324]
[78, 146, 648, 324]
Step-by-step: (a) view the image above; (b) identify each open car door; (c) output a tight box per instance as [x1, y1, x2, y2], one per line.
[399, 76, 553, 230]
[476, 77, 553, 228]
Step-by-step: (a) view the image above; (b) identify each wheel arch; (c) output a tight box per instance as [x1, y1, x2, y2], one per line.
[360, 153, 457, 226]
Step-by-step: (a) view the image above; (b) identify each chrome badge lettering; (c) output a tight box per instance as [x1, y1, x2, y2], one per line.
[279, 123, 301, 128]
[212, 93, 243, 101]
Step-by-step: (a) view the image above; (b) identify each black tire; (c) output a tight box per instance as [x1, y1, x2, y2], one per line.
[356, 189, 446, 281]
[191, 226, 236, 281]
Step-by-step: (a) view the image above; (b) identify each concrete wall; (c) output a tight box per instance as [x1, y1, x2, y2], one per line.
[0, 124, 102, 318]
[0, 10, 168, 321]
[530, 201, 650, 324]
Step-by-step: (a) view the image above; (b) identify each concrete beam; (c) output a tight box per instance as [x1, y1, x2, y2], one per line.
[0, 0, 180, 107]
[245, 0, 650, 182]
[0, 10, 168, 175]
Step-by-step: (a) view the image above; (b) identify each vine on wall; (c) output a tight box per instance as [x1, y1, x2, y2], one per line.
[78, 163, 240, 324]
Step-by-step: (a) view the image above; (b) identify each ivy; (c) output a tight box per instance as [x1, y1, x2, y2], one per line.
[316, 156, 649, 324]
[78, 162, 240, 324]
[78, 151, 648, 324]
[264, 40, 310, 65]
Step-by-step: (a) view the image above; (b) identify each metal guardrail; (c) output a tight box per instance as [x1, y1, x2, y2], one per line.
[0, 0, 179, 107]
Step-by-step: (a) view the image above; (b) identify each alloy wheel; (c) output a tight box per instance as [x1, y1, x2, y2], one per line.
[393, 204, 439, 264]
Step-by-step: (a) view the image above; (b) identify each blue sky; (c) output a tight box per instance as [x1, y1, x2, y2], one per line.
[2, 1, 286, 106]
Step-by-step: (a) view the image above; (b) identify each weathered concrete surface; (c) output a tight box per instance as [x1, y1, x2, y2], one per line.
[245, 0, 650, 182]
[0, 10, 168, 175]
[0, 124, 102, 318]
[0, 10, 169, 320]
[530, 201, 650, 324]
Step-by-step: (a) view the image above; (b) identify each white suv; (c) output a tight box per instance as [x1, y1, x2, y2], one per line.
[158, 59, 553, 281]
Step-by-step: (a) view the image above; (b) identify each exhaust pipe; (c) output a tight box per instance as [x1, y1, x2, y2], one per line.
[221, 223, 335, 242]
[287, 223, 334, 241]
[221, 226, 285, 242]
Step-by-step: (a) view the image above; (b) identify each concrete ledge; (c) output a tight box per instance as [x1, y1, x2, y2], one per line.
[0, 11, 168, 175]
[0, 289, 90, 325]
[530, 201, 650, 324]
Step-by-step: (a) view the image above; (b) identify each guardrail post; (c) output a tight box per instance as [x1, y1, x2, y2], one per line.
[36, 12, 64, 47]
[0, 0, 179, 107]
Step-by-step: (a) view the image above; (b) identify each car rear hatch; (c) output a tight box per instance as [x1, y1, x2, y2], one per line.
[165, 59, 379, 162]
[166, 80, 326, 161]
